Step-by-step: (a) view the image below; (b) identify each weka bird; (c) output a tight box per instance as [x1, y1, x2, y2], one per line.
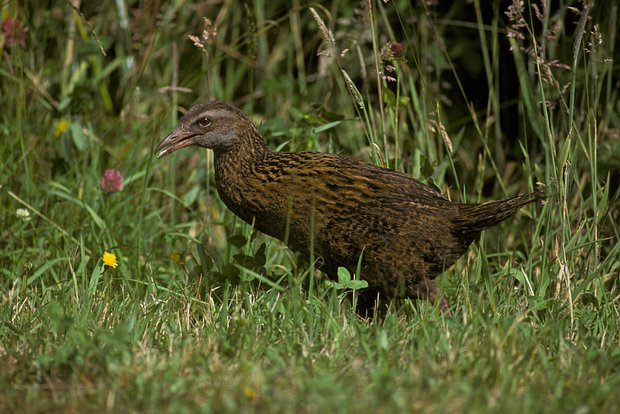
[156, 101, 545, 310]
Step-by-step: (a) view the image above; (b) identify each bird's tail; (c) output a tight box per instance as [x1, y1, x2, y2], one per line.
[451, 183, 547, 233]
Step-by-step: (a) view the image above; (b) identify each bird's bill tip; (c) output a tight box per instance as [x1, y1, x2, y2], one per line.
[155, 128, 196, 159]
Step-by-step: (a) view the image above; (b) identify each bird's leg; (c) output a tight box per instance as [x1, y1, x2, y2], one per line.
[410, 278, 452, 315]
[354, 286, 383, 318]
[436, 296, 451, 315]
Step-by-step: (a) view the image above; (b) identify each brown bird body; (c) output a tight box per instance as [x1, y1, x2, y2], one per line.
[156, 101, 545, 309]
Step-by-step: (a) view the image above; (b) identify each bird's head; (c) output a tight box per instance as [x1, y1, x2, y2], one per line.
[155, 101, 257, 159]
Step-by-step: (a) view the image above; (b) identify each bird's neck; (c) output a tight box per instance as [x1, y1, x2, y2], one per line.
[213, 125, 271, 215]
[214, 124, 269, 170]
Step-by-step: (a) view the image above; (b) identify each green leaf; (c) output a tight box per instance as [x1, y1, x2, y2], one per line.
[337, 267, 351, 284]
[312, 120, 342, 134]
[182, 186, 200, 207]
[383, 88, 396, 107]
[558, 136, 571, 171]
[597, 172, 610, 218]
[287, 106, 304, 120]
[253, 243, 267, 268]
[419, 155, 436, 180]
[233, 253, 256, 268]
[347, 280, 368, 290]
[329, 267, 369, 290]
[28, 257, 70, 285]
[227, 235, 248, 248]
[324, 280, 344, 289]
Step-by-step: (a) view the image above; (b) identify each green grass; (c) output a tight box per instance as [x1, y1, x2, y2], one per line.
[1, 1, 619, 412]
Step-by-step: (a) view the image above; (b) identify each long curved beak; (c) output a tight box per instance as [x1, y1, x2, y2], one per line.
[155, 128, 197, 159]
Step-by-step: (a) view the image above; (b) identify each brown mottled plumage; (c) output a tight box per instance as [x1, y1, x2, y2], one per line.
[156, 101, 545, 310]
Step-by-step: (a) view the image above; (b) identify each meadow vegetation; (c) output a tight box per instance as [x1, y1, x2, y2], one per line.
[1, 1, 619, 412]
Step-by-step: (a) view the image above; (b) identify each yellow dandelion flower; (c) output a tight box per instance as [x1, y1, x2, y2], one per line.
[102, 251, 118, 269]
[243, 386, 255, 399]
[54, 118, 70, 137]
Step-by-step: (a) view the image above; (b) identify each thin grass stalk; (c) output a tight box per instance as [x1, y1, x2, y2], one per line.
[367, 0, 388, 166]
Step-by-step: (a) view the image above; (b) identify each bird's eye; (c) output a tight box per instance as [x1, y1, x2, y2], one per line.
[199, 117, 211, 127]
